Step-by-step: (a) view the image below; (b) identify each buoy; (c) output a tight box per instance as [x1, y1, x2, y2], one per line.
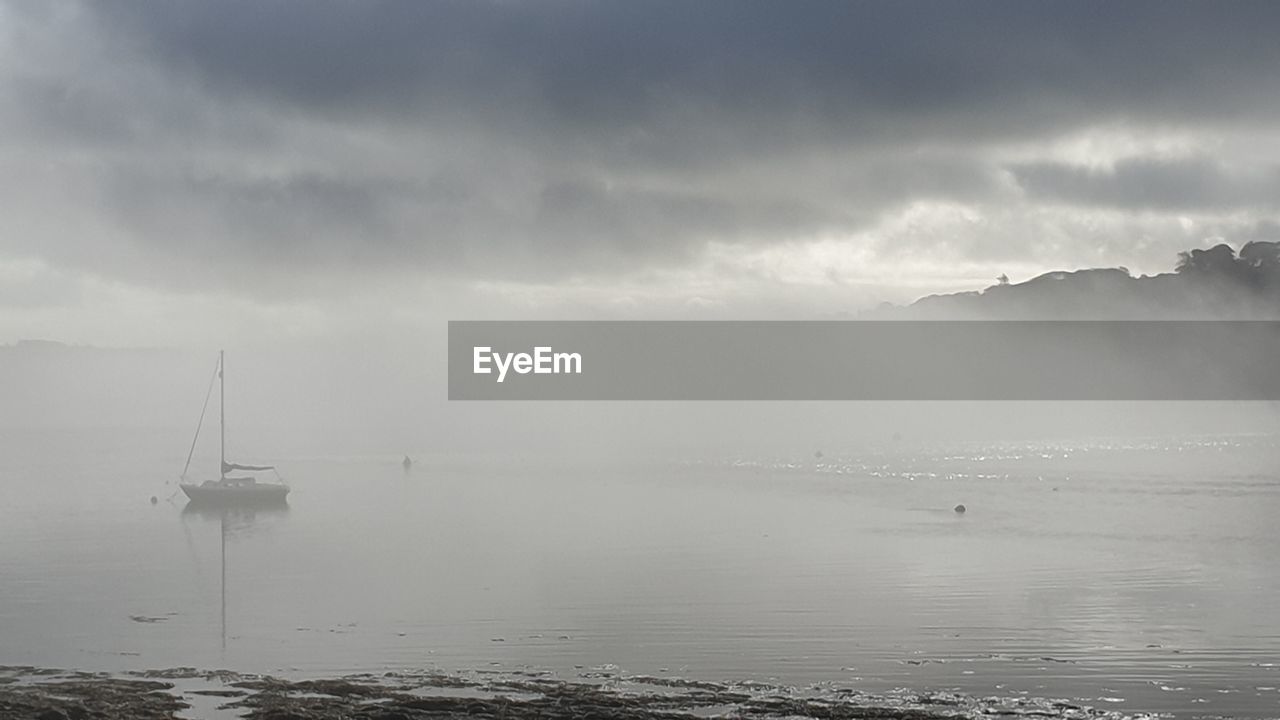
[954, 504, 966, 514]
[149, 496, 158, 505]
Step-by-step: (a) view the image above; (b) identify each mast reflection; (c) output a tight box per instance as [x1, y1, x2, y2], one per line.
[180, 504, 289, 650]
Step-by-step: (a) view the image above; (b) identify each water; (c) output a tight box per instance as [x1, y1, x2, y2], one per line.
[2, 429, 1280, 718]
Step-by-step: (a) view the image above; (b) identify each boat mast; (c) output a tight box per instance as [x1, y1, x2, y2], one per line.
[219, 349, 226, 480]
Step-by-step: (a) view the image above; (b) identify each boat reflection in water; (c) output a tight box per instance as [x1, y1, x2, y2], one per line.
[180, 502, 291, 527]
[180, 504, 289, 650]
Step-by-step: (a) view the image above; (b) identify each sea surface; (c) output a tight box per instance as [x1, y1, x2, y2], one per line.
[3, 430, 1280, 718]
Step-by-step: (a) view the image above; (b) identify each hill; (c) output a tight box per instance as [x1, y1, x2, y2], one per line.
[870, 241, 1280, 319]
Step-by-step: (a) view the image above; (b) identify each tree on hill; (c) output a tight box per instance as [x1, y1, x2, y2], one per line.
[1173, 241, 1280, 292]
[1239, 240, 1280, 270]
[1175, 243, 1240, 275]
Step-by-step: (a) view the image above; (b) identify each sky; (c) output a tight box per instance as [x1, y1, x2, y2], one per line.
[4, 1, 1280, 346]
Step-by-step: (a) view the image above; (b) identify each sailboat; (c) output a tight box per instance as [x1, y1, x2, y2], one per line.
[180, 351, 289, 506]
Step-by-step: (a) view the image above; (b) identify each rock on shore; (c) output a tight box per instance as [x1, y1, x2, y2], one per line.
[1, 665, 1151, 720]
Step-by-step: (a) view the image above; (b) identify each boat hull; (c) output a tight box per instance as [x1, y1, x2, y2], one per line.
[181, 481, 289, 507]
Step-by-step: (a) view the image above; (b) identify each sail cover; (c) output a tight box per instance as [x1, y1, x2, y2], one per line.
[223, 461, 275, 473]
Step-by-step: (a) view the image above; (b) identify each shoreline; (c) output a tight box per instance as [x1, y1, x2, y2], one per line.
[0, 665, 1160, 720]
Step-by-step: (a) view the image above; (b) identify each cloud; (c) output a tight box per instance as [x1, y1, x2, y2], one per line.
[0, 260, 83, 309]
[1012, 156, 1280, 212]
[4, 0, 1280, 311]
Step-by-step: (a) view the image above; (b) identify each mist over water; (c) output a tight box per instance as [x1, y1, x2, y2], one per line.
[3, 415, 1280, 718]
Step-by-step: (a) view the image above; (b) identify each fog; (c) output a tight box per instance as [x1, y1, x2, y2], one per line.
[6, 3, 1280, 717]
[4, 337, 1277, 463]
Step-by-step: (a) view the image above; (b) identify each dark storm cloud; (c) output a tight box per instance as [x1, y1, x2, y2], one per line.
[5, 0, 1280, 294]
[94, 1, 1280, 138]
